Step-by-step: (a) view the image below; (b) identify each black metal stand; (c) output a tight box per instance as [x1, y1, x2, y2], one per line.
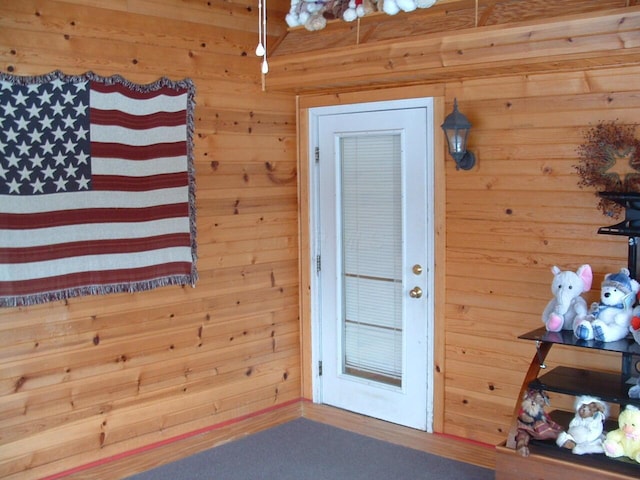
[596, 191, 640, 391]
[597, 192, 640, 279]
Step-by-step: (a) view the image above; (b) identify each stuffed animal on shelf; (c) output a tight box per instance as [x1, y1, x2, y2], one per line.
[378, 0, 436, 15]
[574, 268, 640, 342]
[629, 376, 640, 399]
[630, 305, 640, 347]
[322, 0, 351, 19]
[341, 0, 377, 22]
[515, 388, 564, 457]
[541, 264, 592, 332]
[556, 395, 608, 455]
[603, 405, 640, 463]
[286, 0, 330, 29]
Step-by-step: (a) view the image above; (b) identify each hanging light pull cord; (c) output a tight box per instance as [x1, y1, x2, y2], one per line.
[256, 0, 265, 56]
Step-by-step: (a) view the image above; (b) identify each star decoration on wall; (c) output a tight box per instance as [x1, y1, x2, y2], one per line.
[575, 120, 640, 217]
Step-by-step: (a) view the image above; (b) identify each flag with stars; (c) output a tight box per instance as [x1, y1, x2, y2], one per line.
[0, 71, 197, 307]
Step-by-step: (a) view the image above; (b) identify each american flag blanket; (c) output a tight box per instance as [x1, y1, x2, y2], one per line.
[0, 71, 197, 307]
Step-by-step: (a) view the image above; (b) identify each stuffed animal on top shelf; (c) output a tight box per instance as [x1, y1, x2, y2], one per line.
[574, 268, 639, 342]
[542, 264, 592, 332]
[603, 405, 640, 463]
[515, 388, 564, 457]
[556, 395, 608, 455]
[341, 0, 377, 22]
[379, 0, 436, 15]
[630, 303, 640, 347]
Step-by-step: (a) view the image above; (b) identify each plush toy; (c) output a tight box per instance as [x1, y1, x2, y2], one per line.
[603, 405, 640, 463]
[380, 0, 417, 15]
[556, 395, 608, 455]
[630, 303, 640, 347]
[378, 0, 436, 15]
[541, 264, 592, 332]
[286, 0, 330, 28]
[515, 388, 564, 457]
[574, 268, 639, 342]
[322, 0, 351, 19]
[305, 10, 328, 30]
[342, 0, 377, 21]
[629, 376, 640, 398]
[286, 0, 434, 28]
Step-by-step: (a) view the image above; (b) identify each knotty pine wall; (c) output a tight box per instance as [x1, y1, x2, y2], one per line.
[442, 67, 636, 443]
[291, 25, 640, 449]
[0, 1, 299, 479]
[2, 0, 640, 478]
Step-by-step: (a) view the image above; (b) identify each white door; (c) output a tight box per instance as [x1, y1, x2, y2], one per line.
[311, 99, 435, 431]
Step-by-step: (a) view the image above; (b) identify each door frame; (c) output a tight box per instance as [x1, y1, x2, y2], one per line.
[297, 91, 447, 432]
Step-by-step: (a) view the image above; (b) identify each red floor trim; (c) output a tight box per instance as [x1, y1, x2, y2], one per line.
[434, 431, 495, 450]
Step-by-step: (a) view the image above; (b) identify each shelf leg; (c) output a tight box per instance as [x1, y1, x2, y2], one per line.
[535, 341, 547, 369]
[505, 341, 553, 449]
[628, 236, 638, 280]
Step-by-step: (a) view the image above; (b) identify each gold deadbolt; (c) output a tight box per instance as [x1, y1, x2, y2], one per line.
[412, 264, 423, 275]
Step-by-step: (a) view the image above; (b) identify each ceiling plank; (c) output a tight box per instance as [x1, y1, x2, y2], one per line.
[266, 7, 640, 93]
[272, 0, 631, 57]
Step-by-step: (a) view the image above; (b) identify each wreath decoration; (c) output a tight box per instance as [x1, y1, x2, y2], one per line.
[574, 120, 640, 217]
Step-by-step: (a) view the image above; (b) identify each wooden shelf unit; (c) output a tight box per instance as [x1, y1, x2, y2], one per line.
[497, 192, 640, 479]
[496, 328, 640, 480]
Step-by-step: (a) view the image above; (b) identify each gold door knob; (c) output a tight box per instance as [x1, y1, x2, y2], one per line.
[409, 286, 423, 299]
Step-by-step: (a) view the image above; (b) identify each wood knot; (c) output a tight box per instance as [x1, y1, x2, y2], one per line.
[265, 162, 296, 184]
[15, 376, 26, 392]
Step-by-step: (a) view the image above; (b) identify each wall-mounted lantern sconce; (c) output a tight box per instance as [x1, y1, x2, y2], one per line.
[441, 98, 476, 170]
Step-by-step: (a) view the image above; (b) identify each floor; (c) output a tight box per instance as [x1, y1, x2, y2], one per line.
[61, 401, 496, 479]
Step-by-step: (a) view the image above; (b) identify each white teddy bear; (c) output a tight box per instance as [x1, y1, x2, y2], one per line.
[574, 268, 639, 342]
[342, 0, 374, 22]
[380, 0, 436, 15]
[286, 0, 329, 28]
[556, 395, 608, 455]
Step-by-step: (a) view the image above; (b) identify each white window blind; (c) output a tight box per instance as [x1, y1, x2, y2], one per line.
[340, 134, 403, 385]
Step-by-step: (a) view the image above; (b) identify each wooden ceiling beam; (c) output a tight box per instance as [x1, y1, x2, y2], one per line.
[271, 0, 631, 57]
[266, 7, 640, 94]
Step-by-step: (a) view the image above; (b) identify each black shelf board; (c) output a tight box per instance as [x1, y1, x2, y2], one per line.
[528, 411, 639, 476]
[599, 191, 640, 209]
[529, 366, 640, 408]
[598, 223, 640, 237]
[519, 327, 640, 356]
[528, 437, 640, 476]
[598, 191, 640, 236]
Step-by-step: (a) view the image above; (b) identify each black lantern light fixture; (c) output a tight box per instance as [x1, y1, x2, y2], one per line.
[441, 98, 476, 170]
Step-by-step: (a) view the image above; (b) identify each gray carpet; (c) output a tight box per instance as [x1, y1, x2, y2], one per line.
[126, 418, 494, 479]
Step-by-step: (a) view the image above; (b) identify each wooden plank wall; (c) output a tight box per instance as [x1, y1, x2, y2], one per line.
[289, 11, 640, 447]
[2, 0, 640, 477]
[0, 1, 299, 479]
[442, 66, 638, 444]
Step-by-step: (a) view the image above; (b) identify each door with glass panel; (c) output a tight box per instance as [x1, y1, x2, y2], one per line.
[316, 101, 434, 430]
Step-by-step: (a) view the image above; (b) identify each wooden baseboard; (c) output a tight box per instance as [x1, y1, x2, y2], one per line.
[56, 400, 303, 480]
[301, 402, 496, 470]
[57, 400, 496, 479]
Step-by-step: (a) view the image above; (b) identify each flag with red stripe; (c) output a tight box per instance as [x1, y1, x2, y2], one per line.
[0, 71, 197, 307]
